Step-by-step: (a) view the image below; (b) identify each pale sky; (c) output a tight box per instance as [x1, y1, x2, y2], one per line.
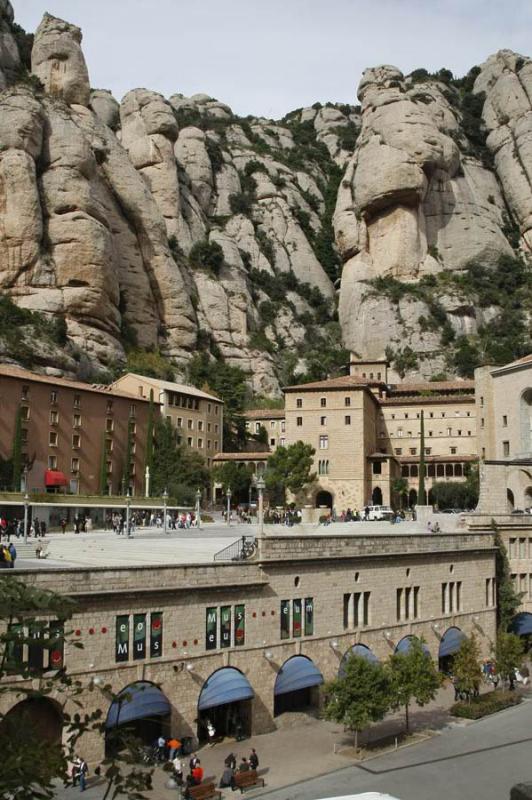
[16, 0, 532, 118]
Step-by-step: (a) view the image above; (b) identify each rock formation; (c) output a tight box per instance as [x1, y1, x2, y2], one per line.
[0, 7, 531, 389]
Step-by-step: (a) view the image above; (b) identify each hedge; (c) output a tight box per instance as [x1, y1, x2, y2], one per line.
[451, 690, 522, 719]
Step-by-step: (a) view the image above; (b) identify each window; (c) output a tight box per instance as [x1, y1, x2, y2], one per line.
[296, 398, 302, 408]
[397, 429, 403, 437]
[21, 385, 29, 400]
[177, 417, 183, 428]
[198, 421, 203, 431]
[425, 448, 431, 455]
[50, 410, 59, 425]
[129, 404, 136, 418]
[198, 438, 203, 449]
[409, 448, 416, 455]
[214, 440, 218, 450]
[270, 438, 275, 446]
[405, 413, 409, 419]
[345, 397, 351, 407]
[187, 419, 193, 430]
[457, 430, 462, 436]
[71, 458, 79, 472]
[345, 415, 351, 425]
[106, 418, 114, 432]
[481, 418, 485, 428]
[480, 396, 484, 407]
[207, 422, 211, 432]
[73, 414, 81, 428]
[446, 427, 452, 436]
[106, 400, 113, 413]
[208, 403, 211, 413]
[73, 394, 81, 408]
[450, 447, 457, 455]
[48, 455, 57, 469]
[485, 577, 495, 607]
[187, 437, 193, 447]
[319, 435, 328, 449]
[320, 416, 327, 426]
[320, 398, 327, 408]
[215, 405, 219, 415]
[214, 424, 219, 433]
[372, 461, 382, 475]
[395, 448, 402, 455]
[49, 431, 58, 447]
[281, 421, 285, 432]
[207, 440, 211, 449]
[72, 434, 80, 449]
[502, 415, 508, 427]
[503, 441, 510, 457]
[20, 406, 30, 421]
[296, 417, 303, 426]
[318, 460, 329, 475]
[50, 391, 57, 404]
[429, 412, 434, 418]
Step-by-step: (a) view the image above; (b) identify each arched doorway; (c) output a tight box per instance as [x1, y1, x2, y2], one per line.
[0, 697, 63, 779]
[339, 643, 379, 678]
[438, 627, 466, 673]
[372, 487, 383, 505]
[394, 636, 430, 657]
[315, 490, 333, 509]
[105, 681, 171, 756]
[510, 612, 532, 654]
[408, 489, 418, 507]
[274, 655, 323, 716]
[507, 488, 515, 512]
[197, 667, 254, 742]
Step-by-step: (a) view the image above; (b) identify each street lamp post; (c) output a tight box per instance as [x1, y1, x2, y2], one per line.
[145, 465, 150, 498]
[163, 488, 168, 535]
[195, 488, 202, 530]
[126, 489, 132, 538]
[23, 491, 29, 545]
[226, 488, 232, 526]
[255, 476, 265, 536]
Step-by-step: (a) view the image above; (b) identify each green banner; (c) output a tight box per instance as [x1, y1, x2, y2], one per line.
[293, 599, 302, 638]
[116, 615, 130, 662]
[6, 623, 23, 673]
[304, 598, 314, 636]
[49, 621, 64, 670]
[133, 614, 146, 660]
[28, 621, 45, 672]
[280, 600, 290, 639]
[150, 612, 163, 658]
[234, 605, 245, 646]
[220, 606, 231, 648]
[206, 607, 217, 650]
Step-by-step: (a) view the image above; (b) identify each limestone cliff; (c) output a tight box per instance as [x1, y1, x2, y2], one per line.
[0, 6, 531, 391]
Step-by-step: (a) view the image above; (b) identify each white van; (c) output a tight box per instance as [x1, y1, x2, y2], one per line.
[366, 505, 394, 521]
[317, 794, 401, 800]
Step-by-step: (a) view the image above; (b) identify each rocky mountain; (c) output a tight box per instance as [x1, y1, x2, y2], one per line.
[0, 3, 531, 392]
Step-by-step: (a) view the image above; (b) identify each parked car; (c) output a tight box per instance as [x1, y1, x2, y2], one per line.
[366, 505, 394, 521]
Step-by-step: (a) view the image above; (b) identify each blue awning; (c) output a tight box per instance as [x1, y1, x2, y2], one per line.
[198, 667, 254, 711]
[274, 656, 324, 696]
[339, 644, 379, 677]
[511, 612, 532, 635]
[395, 636, 430, 656]
[438, 627, 466, 659]
[106, 682, 170, 729]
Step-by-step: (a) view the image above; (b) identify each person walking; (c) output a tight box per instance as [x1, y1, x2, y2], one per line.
[78, 757, 88, 792]
[8, 542, 16, 568]
[224, 753, 236, 771]
[60, 517, 67, 534]
[249, 748, 259, 770]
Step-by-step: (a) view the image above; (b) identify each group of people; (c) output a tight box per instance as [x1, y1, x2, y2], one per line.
[219, 749, 259, 790]
[0, 515, 46, 540]
[263, 508, 301, 526]
[0, 542, 16, 567]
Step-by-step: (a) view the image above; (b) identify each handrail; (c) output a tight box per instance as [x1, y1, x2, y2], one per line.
[214, 536, 256, 561]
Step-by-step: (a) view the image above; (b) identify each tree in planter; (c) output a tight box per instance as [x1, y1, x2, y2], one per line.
[493, 630, 524, 689]
[387, 638, 441, 733]
[493, 522, 525, 630]
[11, 406, 22, 491]
[323, 655, 392, 751]
[452, 633, 482, 701]
[0, 576, 152, 800]
[265, 441, 316, 505]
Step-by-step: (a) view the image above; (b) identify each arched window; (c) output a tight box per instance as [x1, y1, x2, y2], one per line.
[520, 389, 532, 455]
[411, 465, 418, 478]
[454, 464, 463, 477]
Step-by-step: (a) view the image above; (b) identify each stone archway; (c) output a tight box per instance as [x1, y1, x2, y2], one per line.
[0, 697, 64, 780]
[315, 490, 333, 509]
[372, 486, 383, 505]
[409, 488, 418, 507]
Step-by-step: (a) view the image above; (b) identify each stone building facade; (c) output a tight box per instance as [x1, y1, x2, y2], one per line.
[244, 409, 286, 450]
[113, 373, 223, 469]
[0, 366, 153, 496]
[0, 531, 497, 763]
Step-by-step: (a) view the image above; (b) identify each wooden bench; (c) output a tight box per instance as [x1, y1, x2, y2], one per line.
[187, 782, 221, 800]
[234, 770, 265, 793]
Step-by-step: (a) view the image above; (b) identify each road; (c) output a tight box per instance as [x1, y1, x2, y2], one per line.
[259, 700, 532, 800]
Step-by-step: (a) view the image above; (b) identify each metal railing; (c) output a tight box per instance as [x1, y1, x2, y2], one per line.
[214, 536, 257, 561]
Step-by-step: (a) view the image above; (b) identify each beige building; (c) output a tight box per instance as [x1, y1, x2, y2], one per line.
[0, 531, 498, 763]
[113, 373, 223, 469]
[244, 409, 286, 450]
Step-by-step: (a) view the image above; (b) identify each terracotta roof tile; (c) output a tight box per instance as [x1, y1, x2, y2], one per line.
[284, 374, 382, 392]
[213, 451, 270, 461]
[0, 364, 153, 402]
[244, 409, 285, 420]
[388, 380, 475, 393]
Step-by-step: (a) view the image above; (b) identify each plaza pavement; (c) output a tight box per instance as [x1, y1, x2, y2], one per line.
[53, 684, 532, 800]
[10, 516, 462, 570]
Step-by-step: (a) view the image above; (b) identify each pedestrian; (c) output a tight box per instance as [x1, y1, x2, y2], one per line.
[157, 734, 166, 762]
[206, 718, 216, 746]
[189, 753, 199, 771]
[71, 756, 81, 786]
[8, 542, 16, 568]
[249, 748, 259, 770]
[219, 765, 235, 789]
[60, 517, 67, 534]
[78, 757, 88, 792]
[40, 520, 46, 537]
[238, 757, 250, 772]
[224, 753, 236, 770]
[167, 736, 180, 760]
[172, 754, 183, 785]
[191, 760, 203, 785]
